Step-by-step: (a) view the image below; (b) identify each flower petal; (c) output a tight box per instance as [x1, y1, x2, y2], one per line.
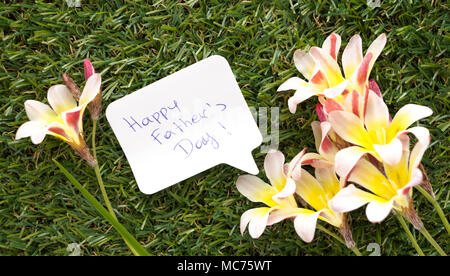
[334, 146, 370, 179]
[84, 58, 96, 81]
[79, 73, 101, 106]
[329, 184, 386, 213]
[328, 110, 372, 148]
[24, 100, 57, 123]
[287, 87, 315, 113]
[366, 199, 393, 223]
[273, 177, 296, 200]
[322, 80, 348, 99]
[347, 158, 397, 199]
[388, 104, 433, 141]
[293, 211, 322, 243]
[62, 105, 85, 136]
[373, 137, 403, 166]
[342, 34, 363, 79]
[315, 166, 340, 197]
[364, 90, 389, 134]
[322, 33, 341, 61]
[309, 46, 344, 87]
[295, 168, 327, 211]
[350, 52, 372, 94]
[47, 84, 77, 115]
[406, 127, 430, 172]
[365, 33, 387, 75]
[277, 77, 308, 92]
[267, 207, 316, 226]
[236, 175, 278, 207]
[15, 120, 47, 144]
[264, 150, 286, 191]
[240, 207, 272, 238]
[293, 49, 316, 80]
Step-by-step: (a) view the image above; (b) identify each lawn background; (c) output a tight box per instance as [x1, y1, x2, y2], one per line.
[0, 0, 448, 256]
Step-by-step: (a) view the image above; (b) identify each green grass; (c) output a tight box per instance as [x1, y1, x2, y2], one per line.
[0, 0, 448, 256]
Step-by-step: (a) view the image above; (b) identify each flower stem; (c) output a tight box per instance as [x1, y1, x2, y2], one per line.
[396, 214, 424, 256]
[91, 119, 140, 256]
[416, 185, 450, 235]
[419, 226, 447, 256]
[316, 224, 362, 256]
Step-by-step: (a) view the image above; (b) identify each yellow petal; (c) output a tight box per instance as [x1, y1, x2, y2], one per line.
[387, 104, 433, 141]
[294, 168, 327, 211]
[328, 110, 372, 149]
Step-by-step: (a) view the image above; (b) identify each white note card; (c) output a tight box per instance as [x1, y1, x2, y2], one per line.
[106, 55, 262, 194]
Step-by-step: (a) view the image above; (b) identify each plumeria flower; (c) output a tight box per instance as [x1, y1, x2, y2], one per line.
[236, 150, 299, 239]
[329, 133, 430, 230]
[277, 32, 386, 114]
[328, 90, 433, 179]
[15, 73, 102, 166]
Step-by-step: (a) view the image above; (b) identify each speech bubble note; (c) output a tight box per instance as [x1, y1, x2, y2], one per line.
[106, 55, 262, 194]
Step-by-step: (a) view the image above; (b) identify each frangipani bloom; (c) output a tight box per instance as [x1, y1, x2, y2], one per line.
[236, 150, 298, 239]
[329, 133, 430, 230]
[277, 33, 386, 114]
[329, 90, 433, 179]
[15, 73, 102, 166]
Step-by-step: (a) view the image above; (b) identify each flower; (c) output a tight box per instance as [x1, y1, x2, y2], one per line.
[236, 150, 298, 239]
[277, 33, 386, 114]
[15, 73, 102, 166]
[329, 133, 430, 229]
[328, 90, 432, 179]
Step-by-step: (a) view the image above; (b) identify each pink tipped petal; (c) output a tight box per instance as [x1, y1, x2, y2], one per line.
[373, 138, 403, 166]
[342, 34, 363, 79]
[323, 99, 344, 114]
[293, 211, 321, 243]
[15, 121, 47, 144]
[322, 80, 348, 99]
[309, 47, 344, 87]
[293, 49, 316, 80]
[84, 58, 96, 81]
[79, 73, 101, 106]
[364, 90, 389, 133]
[343, 90, 361, 117]
[315, 104, 327, 122]
[236, 175, 278, 206]
[322, 33, 342, 61]
[351, 52, 373, 94]
[47, 84, 77, 115]
[309, 70, 329, 90]
[334, 146, 369, 178]
[328, 110, 372, 148]
[329, 184, 384, 213]
[366, 199, 393, 223]
[366, 33, 387, 74]
[388, 104, 433, 140]
[264, 150, 286, 191]
[62, 106, 84, 135]
[24, 100, 57, 123]
[277, 77, 308, 92]
[398, 168, 423, 196]
[286, 148, 306, 180]
[369, 80, 382, 97]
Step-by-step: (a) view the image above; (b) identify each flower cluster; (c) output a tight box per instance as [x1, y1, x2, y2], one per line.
[236, 33, 438, 253]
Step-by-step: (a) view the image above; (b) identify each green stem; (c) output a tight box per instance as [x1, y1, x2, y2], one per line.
[91, 119, 139, 256]
[316, 224, 362, 256]
[396, 214, 424, 256]
[416, 186, 450, 235]
[419, 226, 447, 256]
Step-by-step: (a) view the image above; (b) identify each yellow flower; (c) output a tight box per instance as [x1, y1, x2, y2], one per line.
[15, 73, 101, 166]
[329, 134, 429, 229]
[328, 90, 432, 178]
